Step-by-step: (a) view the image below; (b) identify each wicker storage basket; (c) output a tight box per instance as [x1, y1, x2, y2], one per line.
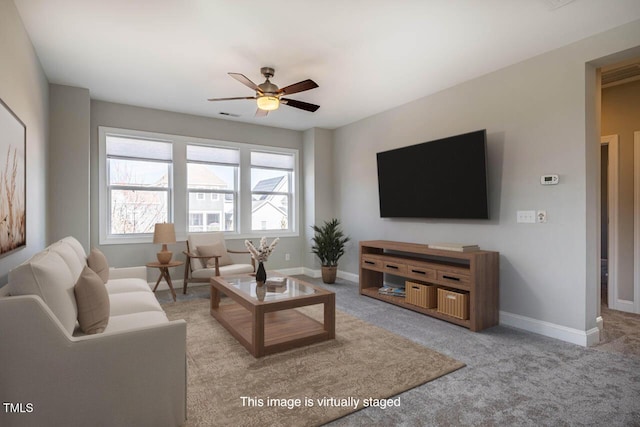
[437, 288, 469, 320]
[405, 281, 438, 309]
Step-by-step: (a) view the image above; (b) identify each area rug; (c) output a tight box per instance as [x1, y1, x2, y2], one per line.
[163, 299, 465, 426]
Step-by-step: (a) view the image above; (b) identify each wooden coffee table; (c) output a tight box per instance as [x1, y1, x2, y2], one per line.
[210, 274, 335, 357]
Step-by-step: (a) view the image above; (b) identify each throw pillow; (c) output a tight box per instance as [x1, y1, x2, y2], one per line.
[197, 242, 233, 268]
[74, 266, 110, 334]
[87, 247, 109, 283]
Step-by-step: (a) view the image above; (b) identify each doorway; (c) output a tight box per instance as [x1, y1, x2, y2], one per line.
[600, 135, 618, 309]
[600, 62, 640, 314]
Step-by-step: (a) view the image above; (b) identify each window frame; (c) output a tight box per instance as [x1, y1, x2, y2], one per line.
[98, 126, 299, 244]
[99, 128, 174, 244]
[250, 150, 295, 232]
[186, 144, 240, 234]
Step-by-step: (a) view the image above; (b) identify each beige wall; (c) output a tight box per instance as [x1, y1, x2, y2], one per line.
[0, 0, 49, 286]
[49, 84, 90, 250]
[332, 19, 640, 338]
[303, 128, 335, 270]
[602, 78, 640, 302]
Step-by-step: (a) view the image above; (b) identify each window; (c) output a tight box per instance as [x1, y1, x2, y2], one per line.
[189, 213, 203, 230]
[206, 213, 221, 228]
[187, 145, 238, 233]
[104, 134, 172, 238]
[251, 151, 294, 231]
[99, 127, 299, 243]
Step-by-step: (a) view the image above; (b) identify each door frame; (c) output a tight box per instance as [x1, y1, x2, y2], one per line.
[601, 135, 620, 310]
[634, 131, 640, 313]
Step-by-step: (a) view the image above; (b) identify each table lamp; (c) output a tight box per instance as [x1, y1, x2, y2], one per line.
[153, 223, 176, 264]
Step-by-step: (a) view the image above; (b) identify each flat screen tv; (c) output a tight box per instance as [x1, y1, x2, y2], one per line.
[376, 129, 488, 219]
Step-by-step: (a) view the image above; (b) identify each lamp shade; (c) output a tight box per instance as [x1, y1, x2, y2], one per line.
[153, 223, 176, 244]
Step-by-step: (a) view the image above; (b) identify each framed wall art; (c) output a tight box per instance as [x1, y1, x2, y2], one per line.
[0, 98, 26, 257]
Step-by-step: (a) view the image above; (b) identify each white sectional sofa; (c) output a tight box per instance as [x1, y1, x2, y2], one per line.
[0, 237, 187, 427]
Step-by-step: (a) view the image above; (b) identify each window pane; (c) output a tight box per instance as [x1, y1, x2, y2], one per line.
[110, 190, 168, 234]
[188, 163, 235, 190]
[106, 136, 172, 161]
[187, 145, 239, 164]
[109, 159, 169, 187]
[188, 193, 235, 232]
[252, 195, 288, 230]
[251, 151, 294, 169]
[251, 168, 289, 192]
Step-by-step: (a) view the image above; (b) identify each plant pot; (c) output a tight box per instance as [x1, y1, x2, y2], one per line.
[321, 265, 337, 284]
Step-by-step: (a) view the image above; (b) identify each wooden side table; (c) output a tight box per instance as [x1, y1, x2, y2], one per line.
[147, 261, 183, 302]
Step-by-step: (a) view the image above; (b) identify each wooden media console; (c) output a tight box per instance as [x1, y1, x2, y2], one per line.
[359, 240, 499, 332]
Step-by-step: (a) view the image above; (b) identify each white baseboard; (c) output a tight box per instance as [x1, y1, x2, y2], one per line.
[337, 270, 358, 283]
[609, 298, 638, 314]
[500, 311, 600, 347]
[150, 278, 209, 292]
[274, 267, 305, 276]
[596, 316, 604, 332]
[303, 268, 321, 278]
[299, 268, 358, 283]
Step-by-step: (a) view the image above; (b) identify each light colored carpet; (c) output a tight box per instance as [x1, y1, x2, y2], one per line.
[596, 304, 640, 357]
[163, 298, 464, 427]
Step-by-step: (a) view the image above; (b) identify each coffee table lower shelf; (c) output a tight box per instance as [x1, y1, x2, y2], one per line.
[211, 303, 331, 357]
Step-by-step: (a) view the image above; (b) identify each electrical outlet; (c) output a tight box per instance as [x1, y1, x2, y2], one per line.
[537, 210, 547, 223]
[517, 210, 536, 223]
[285, 253, 290, 261]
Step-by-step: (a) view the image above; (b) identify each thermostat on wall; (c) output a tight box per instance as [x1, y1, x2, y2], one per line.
[540, 174, 559, 185]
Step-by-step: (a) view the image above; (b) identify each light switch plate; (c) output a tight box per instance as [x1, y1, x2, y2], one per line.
[517, 210, 536, 223]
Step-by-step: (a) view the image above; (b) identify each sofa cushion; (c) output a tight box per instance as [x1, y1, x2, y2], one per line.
[74, 266, 110, 334]
[191, 263, 254, 279]
[188, 232, 229, 270]
[106, 278, 152, 294]
[88, 248, 109, 283]
[60, 236, 87, 262]
[8, 251, 78, 335]
[49, 241, 85, 279]
[197, 242, 233, 268]
[109, 291, 164, 316]
[103, 311, 168, 334]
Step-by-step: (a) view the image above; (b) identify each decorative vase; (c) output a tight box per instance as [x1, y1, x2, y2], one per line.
[256, 261, 267, 284]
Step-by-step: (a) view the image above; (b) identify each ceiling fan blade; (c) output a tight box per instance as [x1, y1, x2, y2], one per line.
[281, 98, 320, 112]
[229, 73, 263, 93]
[278, 79, 318, 96]
[207, 96, 256, 101]
[255, 108, 269, 117]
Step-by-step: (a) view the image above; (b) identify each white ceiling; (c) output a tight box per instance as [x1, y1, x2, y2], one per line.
[13, 0, 640, 131]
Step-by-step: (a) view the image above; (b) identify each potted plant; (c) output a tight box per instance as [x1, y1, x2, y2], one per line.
[311, 218, 350, 284]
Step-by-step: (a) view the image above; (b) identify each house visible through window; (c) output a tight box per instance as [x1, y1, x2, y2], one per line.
[250, 151, 294, 231]
[105, 135, 172, 236]
[187, 144, 238, 233]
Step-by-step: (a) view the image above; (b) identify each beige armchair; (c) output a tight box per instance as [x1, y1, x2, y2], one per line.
[183, 232, 255, 294]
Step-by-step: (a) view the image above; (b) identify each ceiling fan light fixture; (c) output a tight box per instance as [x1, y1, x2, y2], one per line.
[257, 96, 280, 111]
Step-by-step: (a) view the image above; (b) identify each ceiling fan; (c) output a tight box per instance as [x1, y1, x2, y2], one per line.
[208, 67, 320, 117]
